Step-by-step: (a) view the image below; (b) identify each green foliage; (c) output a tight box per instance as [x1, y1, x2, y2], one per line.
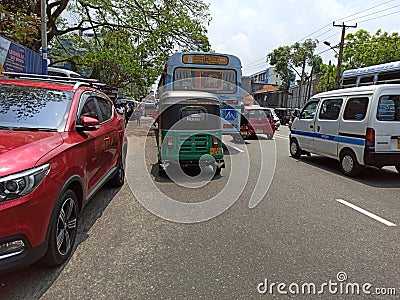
[267, 39, 321, 94]
[343, 29, 400, 69]
[0, 3, 41, 48]
[11, 0, 212, 95]
[316, 62, 336, 93]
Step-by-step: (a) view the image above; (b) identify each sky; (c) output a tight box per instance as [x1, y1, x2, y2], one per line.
[206, 0, 400, 76]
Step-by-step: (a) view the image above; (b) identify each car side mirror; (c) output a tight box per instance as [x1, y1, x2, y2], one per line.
[76, 116, 100, 131]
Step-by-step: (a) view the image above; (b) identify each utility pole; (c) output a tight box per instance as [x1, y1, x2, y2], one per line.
[41, 0, 48, 75]
[333, 22, 357, 89]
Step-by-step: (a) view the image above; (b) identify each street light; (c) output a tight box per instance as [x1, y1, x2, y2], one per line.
[323, 41, 339, 55]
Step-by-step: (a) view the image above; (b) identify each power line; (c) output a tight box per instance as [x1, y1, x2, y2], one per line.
[242, 0, 400, 72]
[358, 9, 400, 23]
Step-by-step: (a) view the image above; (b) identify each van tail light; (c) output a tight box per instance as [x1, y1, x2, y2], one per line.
[365, 127, 375, 147]
[212, 137, 219, 148]
[167, 137, 173, 149]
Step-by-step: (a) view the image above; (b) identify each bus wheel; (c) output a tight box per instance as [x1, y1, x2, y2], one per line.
[395, 165, 400, 174]
[290, 138, 301, 158]
[340, 150, 360, 177]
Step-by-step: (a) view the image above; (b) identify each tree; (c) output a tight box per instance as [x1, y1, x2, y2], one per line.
[2, 0, 211, 94]
[266, 45, 296, 93]
[267, 39, 321, 106]
[315, 62, 336, 93]
[342, 29, 400, 69]
[0, 1, 41, 47]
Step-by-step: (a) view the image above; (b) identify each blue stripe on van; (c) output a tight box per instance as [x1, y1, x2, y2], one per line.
[291, 130, 365, 146]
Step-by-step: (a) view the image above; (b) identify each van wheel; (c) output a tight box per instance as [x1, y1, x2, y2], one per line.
[395, 165, 400, 173]
[41, 189, 78, 266]
[340, 150, 360, 177]
[290, 138, 301, 158]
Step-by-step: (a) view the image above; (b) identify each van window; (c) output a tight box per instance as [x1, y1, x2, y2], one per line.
[300, 101, 318, 119]
[359, 76, 374, 86]
[343, 97, 369, 120]
[319, 99, 343, 120]
[377, 95, 400, 121]
[377, 71, 400, 84]
[341, 77, 357, 88]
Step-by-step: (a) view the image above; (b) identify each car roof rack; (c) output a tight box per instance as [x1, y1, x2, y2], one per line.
[1, 71, 104, 91]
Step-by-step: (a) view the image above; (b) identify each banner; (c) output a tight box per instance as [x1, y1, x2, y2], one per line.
[0, 35, 42, 74]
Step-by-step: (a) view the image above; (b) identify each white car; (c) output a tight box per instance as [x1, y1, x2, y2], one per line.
[47, 67, 82, 78]
[269, 108, 281, 130]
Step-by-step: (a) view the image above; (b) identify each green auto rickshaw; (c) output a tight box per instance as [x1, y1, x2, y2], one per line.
[156, 91, 225, 176]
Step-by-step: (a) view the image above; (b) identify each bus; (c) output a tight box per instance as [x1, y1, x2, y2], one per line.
[340, 61, 400, 89]
[157, 52, 242, 136]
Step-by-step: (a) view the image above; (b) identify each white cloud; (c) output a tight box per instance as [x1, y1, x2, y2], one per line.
[206, 0, 400, 75]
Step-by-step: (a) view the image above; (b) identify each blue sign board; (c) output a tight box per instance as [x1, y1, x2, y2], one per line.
[0, 34, 42, 74]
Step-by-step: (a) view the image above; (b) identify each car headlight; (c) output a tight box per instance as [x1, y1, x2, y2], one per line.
[0, 164, 50, 202]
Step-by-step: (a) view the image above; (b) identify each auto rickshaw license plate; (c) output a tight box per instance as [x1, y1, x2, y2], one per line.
[398, 138, 400, 149]
[210, 148, 222, 155]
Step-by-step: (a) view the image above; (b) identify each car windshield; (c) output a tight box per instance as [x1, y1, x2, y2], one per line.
[0, 84, 73, 131]
[247, 109, 272, 118]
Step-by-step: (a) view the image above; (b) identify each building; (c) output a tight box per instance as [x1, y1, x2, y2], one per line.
[249, 66, 283, 87]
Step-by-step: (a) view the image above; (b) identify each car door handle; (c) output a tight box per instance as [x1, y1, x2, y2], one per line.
[317, 126, 320, 132]
[310, 125, 314, 129]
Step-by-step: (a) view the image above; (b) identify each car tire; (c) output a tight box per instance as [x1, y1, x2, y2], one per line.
[290, 138, 302, 158]
[214, 166, 222, 176]
[340, 150, 360, 177]
[395, 165, 400, 174]
[41, 189, 79, 266]
[158, 164, 166, 177]
[108, 157, 125, 187]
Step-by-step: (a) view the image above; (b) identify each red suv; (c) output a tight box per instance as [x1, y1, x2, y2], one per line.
[0, 73, 127, 273]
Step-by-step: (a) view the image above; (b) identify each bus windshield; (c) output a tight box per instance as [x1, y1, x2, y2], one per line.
[173, 68, 237, 93]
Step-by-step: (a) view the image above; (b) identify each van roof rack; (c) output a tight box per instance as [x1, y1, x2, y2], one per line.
[1, 71, 105, 91]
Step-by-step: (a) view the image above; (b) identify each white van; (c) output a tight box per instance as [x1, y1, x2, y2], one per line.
[289, 84, 400, 176]
[47, 67, 82, 78]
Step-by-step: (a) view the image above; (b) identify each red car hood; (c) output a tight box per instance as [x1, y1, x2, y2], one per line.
[0, 130, 63, 176]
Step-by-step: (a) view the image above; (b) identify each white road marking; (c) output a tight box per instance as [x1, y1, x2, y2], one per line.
[275, 134, 289, 140]
[230, 145, 244, 153]
[336, 199, 397, 227]
[222, 136, 245, 153]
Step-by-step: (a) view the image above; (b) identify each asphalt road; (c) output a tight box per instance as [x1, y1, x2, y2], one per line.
[0, 118, 399, 299]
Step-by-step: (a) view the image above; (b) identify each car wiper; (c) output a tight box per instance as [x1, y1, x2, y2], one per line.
[7, 127, 58, 132]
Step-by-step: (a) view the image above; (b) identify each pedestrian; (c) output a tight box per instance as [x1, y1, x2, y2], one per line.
[135, 105, 143, 126]
[125, 104, 133, 125]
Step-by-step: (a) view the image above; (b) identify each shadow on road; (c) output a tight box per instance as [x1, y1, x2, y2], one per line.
[295, 155, 400, 188]
[0, 185, 121, 299]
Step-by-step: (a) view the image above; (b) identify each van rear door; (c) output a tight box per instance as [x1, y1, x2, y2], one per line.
[373, 91, 400, 153]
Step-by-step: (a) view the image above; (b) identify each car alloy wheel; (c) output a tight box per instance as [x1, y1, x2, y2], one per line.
[41, 189, 79, 266]
[56, 196, 78, 256]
